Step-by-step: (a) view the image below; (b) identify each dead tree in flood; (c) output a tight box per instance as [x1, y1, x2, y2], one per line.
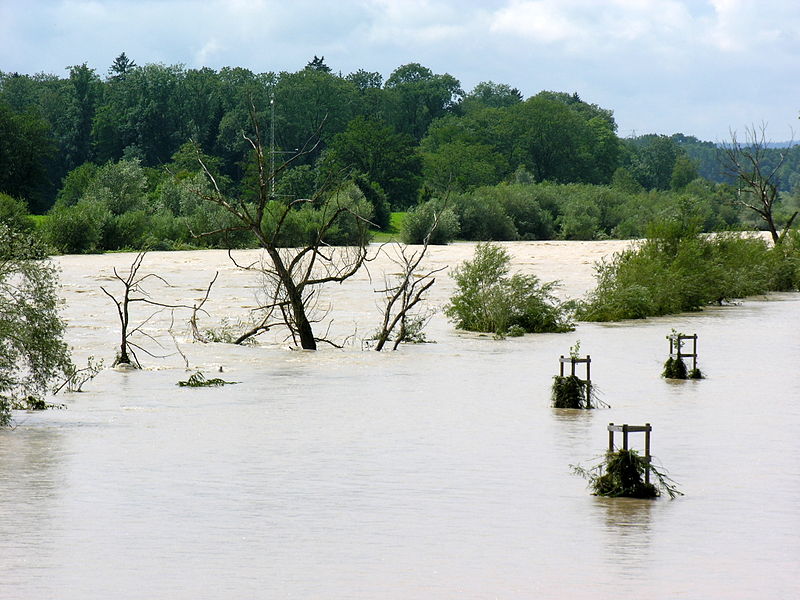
[720, 124, 797, 244]
[101, 251, 205, 367]
[373, 213, 446, 351]
[190, 103, 373, 350]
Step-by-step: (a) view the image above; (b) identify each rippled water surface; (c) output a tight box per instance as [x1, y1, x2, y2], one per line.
[1, 242, 798, 599]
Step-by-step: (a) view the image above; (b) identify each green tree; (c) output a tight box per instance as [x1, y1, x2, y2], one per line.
[670, 155, 699, 190]
[305, 56, 332, 72]
[63, 64, 102, 171]
[402, 199, 460, 245]
[384, 63, 463, 140]
[273, 68, 358, 163]
[506, 97, 598, 183]
[624, 135, 681, 190]
[0, 101, 55, 212]
[461, 81, 522, 112]
[0, 193, 33, 232]
[422, 140, 508, 193]
[108, 52, 137, 81]
[1, 223, 72, 425]
[321, 115, 422, 209]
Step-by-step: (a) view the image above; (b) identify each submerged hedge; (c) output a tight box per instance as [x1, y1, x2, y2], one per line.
[577, 222, 800, 322]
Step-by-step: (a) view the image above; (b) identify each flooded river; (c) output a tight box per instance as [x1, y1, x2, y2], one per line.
[1, 241, 798, 599]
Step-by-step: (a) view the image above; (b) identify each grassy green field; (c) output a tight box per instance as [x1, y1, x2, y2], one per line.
[29, 214, 49, 230]
[371, 212, 406, 243]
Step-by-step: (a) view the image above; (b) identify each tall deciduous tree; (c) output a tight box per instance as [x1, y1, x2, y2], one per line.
[321, 115, 422, 210]
[0, 101, 55, 212]
[461, 81, 522, 112]
[384, 63, 463, 140]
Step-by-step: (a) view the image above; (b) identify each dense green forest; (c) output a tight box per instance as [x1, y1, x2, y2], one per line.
[2, 53, 799, 252]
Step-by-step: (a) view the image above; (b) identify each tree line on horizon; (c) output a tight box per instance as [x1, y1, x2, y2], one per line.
[1, 53, 799, 252]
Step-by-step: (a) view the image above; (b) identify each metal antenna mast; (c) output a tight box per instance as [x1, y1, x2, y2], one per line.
[270, 94, 276, 199]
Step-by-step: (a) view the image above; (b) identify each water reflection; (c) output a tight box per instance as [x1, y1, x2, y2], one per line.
[0, 428, 64, 594]
[594, 497, 656, 583]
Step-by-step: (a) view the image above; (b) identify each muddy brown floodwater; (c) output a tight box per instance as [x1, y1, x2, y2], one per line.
[1, 241, 798, 599]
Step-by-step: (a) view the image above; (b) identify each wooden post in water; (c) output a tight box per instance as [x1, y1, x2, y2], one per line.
[644, 423, 651, 485]
[557, 354, 593, 409]
[667, 332, 699, 375]
[607, 423, 653, 484]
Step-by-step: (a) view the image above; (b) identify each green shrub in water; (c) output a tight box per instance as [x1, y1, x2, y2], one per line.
[445, 242, 574, 336]
[573, 449, 683, 499]
[577, 219, 800, 322]
[552, 375, 586, 409]
[662, 356, 688, 379]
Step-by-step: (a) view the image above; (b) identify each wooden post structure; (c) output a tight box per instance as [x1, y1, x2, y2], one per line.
[559, 354, 591, 391]
[608, 422, 652, 484]
[668, 333, 698, 373]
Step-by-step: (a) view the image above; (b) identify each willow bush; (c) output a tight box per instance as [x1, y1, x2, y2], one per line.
[577, 220, 800, 322]
[445, 242, 574, 336]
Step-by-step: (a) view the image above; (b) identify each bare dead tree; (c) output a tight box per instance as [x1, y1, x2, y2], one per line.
[720, 124, 798, 244]
[189, 271, 219, 343]
[101, 252, 196, 367]
[373, 208, 447, 351]
[190, 103, 373, 350]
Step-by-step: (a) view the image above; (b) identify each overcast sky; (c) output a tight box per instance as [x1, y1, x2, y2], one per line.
[2, 0, 798, 142]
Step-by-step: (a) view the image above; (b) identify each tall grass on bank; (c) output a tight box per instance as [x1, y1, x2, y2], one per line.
[577, 221, 800, 321]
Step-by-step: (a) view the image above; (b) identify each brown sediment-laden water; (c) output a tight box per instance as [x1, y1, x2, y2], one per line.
[1, 241, 798, 599]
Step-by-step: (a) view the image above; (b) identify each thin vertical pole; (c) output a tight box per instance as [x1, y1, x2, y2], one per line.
[622, 424, 629, 450]
[559, 356, 564, 377]
[608, 423, 614, 452]
[269, 94, 276, 199]
[644, 423, 651, 485]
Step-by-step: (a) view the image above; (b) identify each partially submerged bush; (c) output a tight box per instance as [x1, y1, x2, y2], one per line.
[402, 200, 460, 244]
[552, 375, 591, 409]
[662, 356, 688, 379]
[573, 449, 683, 499]
[577, 220, 800, 322]
[1, 223, 72, 426]
[445, 242, 574, 336]
[663, 357, 703, 379]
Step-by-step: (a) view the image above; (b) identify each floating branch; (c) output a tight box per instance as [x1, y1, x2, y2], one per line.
[177, 372, 238, 387]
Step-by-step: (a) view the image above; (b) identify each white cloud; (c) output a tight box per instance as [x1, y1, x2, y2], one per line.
[488, 0, 695, 52]
[195, 38, 224, 67]
[707, 0, 799, 52]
